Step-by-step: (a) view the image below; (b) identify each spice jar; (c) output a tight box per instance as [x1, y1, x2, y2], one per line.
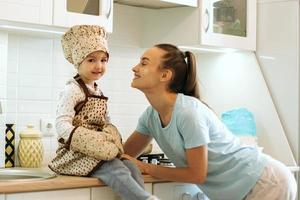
[18, 124, 44, 168]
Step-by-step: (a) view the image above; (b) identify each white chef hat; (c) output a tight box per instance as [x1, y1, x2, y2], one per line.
[61, 25, 109, 68]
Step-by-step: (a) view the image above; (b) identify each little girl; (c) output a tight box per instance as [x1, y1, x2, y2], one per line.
[48, 25, 159, 200]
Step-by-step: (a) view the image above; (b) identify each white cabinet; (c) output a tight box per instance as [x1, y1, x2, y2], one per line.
[0, 194, 4, 200]
[6, 188, 90, 200]
[201, 0, 256, 50]
[91, 186, 118, 200]
[143, 0, 256, 51]
[0, 0, 52, 25]
[53, 0, 113, 32]
[256, 0, 299, 168]
[153, 182, 209, 200]
[0, 0, 113, 33]
[91, 183, 153, 200]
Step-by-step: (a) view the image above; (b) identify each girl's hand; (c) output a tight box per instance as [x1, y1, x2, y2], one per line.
[121, 154, 149, 174]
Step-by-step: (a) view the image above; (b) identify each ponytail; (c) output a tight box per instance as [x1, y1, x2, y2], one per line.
[154, 44, 200, 100]
[183, 51, 200, 100]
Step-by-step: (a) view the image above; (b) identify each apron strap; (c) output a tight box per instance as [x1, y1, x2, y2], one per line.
[74, 74, 90, 98]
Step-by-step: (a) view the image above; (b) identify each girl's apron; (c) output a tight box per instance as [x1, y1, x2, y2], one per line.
[49, 75, 123, 176]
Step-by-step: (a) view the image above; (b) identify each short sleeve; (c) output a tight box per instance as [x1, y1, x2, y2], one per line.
[177, 108, 211, 149]
[135, 108, 151, 136]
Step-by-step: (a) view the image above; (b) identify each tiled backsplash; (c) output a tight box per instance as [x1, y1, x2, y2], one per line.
[0, 33, 151, 166]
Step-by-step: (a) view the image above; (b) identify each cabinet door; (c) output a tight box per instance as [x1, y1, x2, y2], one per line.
[153, 182, 209, 200]
[91, 183, 153, 200]
[53, 0, 113, 32]
[0, 194, 4, 200]
[91, 186, 118, 200]
[0, 0, 52, 25]
[201, 0, 256, 50]
[6, 188, 90, 200]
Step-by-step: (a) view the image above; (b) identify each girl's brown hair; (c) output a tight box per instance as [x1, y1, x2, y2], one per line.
[155, 44, 200, 100]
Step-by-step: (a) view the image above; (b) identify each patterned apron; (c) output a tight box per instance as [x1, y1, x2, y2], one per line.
[49, 75, 123, 176]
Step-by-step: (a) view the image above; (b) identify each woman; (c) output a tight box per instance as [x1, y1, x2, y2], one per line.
[122, 44, 297, 200]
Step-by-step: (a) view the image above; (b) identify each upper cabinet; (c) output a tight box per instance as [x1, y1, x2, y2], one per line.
[53, 0, 113, 32]
[0, 0, 113, 33]
[143, 0, 256, 51]
[0, 0, 52, 25]
[202, 0, 256, 50]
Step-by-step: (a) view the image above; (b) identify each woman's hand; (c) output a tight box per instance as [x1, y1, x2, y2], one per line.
[121, 154, 149, 174]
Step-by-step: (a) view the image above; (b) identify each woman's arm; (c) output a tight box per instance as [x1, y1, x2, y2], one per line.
[123, 131, 153, 158]
[122, 145, 208, 184]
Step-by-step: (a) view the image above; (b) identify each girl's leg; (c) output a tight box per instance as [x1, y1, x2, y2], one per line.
[244, 156, 297, 200]
[122, 159, 145, 188]
[92, 158, 157, 200]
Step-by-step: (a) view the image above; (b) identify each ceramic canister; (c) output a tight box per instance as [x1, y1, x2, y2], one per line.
[18, 124, 44, 168]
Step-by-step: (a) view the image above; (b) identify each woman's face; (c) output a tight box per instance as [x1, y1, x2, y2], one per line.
[78, 51, 108, 85]
[131, 47, 166, 92]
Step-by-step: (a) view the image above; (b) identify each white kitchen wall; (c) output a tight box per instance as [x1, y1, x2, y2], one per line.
[197, 51, 296, 167]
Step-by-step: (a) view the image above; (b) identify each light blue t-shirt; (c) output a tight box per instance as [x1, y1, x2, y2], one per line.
[136, 93, 267, 200]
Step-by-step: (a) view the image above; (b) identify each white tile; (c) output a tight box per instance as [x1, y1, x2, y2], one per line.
[108, 103, 147, 115]
[53, 61, 76, 76]
[6, 100, 17, 113]
[19, 36, 52, 51]
[7, 47, 18, 61]
[18, 87, 52, 100]
[18, 75, 52, 88]
[0, 44, 8, 70]
[18, 60, 52, 76]
[6, 86, 17, 99]
[53, 76, 70, 88]
[42, 151, 53, 166]
[17, 113, 50, 128]
[5, 113, 17, 124]
[0, 115, 6, 126]
[7, 60, 18, 73]
[6, 72, 17, 86]
[42, 138, 51, 151]
[111, 115, 140, 128]
[0, 86, 6, 98]
[18, 100, 52, 113]
[0, 32, 8, 44]
[50, 137, 58, 151]
[4, 113, 17, 124]
[7, 34, 19, 49]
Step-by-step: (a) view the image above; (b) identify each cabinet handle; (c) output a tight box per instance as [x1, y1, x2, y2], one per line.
[100, 0, 111, 19]
[196, 192, 205, 200]
[181, 192, 192, 200]
[204, 8, 210, 33]
[105, 0, 112, 19]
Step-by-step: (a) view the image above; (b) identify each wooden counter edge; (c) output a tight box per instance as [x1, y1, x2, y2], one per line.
[0, 175, 169, 194]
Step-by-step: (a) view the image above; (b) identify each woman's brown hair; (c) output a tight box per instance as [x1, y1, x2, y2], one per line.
[155, 44, 200, 100]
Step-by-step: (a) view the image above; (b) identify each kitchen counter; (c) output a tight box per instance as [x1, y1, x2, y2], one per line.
[0, 174, 168, 194]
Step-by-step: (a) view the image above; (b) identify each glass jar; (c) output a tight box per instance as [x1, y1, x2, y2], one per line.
[18, 124, 44, 168]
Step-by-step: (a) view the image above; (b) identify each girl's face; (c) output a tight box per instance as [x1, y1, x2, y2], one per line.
[131, 47, 167, 92]
[78, 51, 108, 85]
